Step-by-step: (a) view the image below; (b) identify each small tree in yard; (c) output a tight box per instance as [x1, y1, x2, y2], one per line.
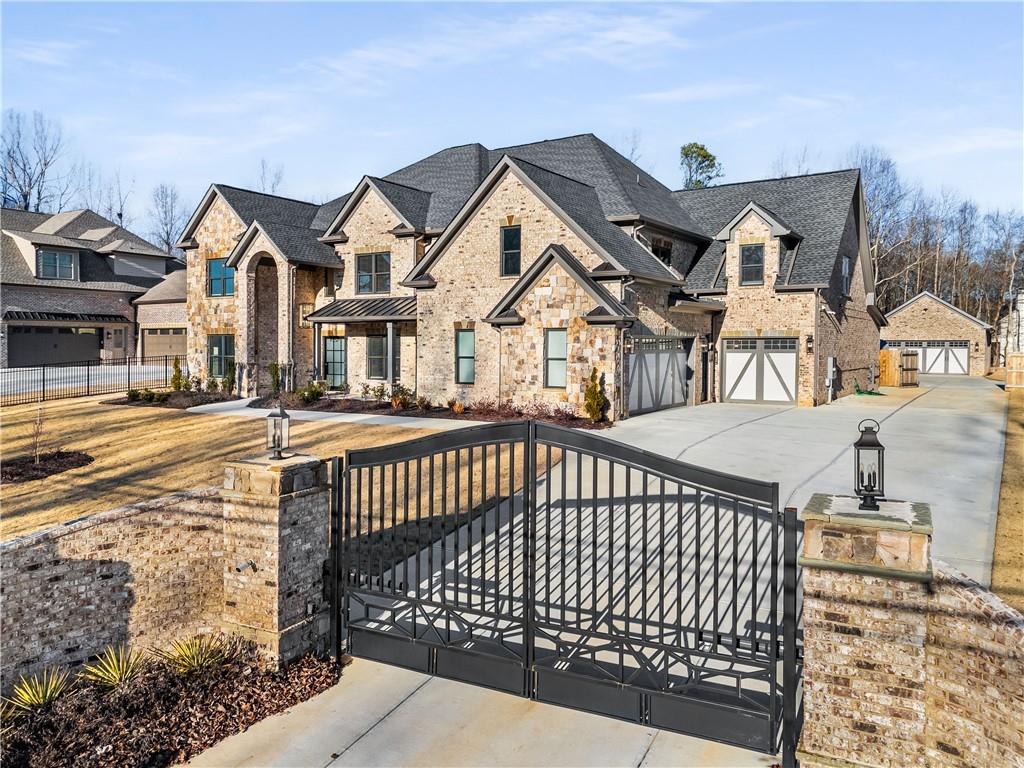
[223, 364, 236, 395]
[268, 363, 281, 393]
[31, 407, 44, 464]
[583, 367, 607, 422]
[170, 357, 184, 391]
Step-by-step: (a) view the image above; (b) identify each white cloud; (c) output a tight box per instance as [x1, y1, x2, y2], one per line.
[636, 82, 757, 103]
[7, 39, 83, 67]
[897, 128, 1024, 164]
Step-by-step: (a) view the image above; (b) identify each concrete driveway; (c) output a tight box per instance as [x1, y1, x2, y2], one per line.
[192, 659, 775, 768]
[610, 374, 1008, 585]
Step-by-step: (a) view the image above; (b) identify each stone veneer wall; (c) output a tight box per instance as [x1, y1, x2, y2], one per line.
[798, 495, 1024, 768]
[881, 293, 990, 376]
[416, 170, 604, 405]
[186, 195, 243, 377]
[498, 263, 620, 417]
[0, 490, 224, 690]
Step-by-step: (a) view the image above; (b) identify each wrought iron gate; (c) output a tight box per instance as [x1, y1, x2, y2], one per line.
[330, 421, 801, 764]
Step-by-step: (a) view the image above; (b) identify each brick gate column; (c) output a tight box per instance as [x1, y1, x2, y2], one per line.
[221, 454, 330, 665]
[796, 493, 933, 768]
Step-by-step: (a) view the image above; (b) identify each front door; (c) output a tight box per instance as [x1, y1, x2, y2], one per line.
[324, 337, 347, 388]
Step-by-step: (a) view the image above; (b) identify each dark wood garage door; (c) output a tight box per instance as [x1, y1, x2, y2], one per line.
[7, 326, 101, 367]
[142, 328, 186, 358]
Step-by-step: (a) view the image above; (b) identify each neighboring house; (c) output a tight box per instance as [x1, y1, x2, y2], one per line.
[881, 291, 992, 376]
[994, 288, 1023, 364]
[133, 268, 188, 358]
[179, 134, 884, 417]
[1, 207, 177, 367]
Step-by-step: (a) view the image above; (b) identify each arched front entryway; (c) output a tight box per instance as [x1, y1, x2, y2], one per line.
[245, 253, 281, 394]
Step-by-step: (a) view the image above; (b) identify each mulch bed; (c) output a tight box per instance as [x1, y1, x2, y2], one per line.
[1, 653, 340, 768]
[250, 394, 611, 430]
[1, 451, 94, 484]
[105, 391, 240, 410]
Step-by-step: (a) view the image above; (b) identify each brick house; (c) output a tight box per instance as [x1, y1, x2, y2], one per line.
[178, 134, 885, 416]
[881, 291, 992, 376]
[1, 207, 178, 367]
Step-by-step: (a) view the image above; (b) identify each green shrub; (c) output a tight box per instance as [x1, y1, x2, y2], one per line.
[268, 363, 281, 393]
[337, 381, 351, 396]
[416, 395, 431, 411]
[181, 375, 193, 392]
[298, 382, 325, 405]
[371, 383, 387, 402]
[151, 634, 237, 676]
[126, 389, 141, 402]
[170, 357, 185, 391]
[206, 377, 219, 393]
[141, 389, 156, 403]
[223, 364, 236, 395]
[360, 383, 372, 399]
[155, 392, 170, 403]
[81, 646, 145, 692]
[583, 367, 607, 422]
[390, 384, 414, 409]
[189, 375, 202, 392]
[4, 667, 73, 714]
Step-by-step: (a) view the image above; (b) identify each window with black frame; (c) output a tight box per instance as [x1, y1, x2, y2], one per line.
[740, 244, 764, 285]
[366, 334, 400, 379]
[501, 226, 521, 276]
[208, 334, 235, 377]
[357, 253, 391, 294]
[208, 258, 236, 296]
[38, 249, 75, 279]
[455, 329, 475, 384]
[544, 328, 567, 388]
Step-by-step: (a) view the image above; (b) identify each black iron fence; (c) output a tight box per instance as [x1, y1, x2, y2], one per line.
[0, 356, 182, 407]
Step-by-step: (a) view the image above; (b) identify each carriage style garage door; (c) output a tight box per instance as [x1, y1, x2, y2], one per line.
[892, 340, 968, 375]
[142, 328, 186, 358]
[626, 335, 693, 414]
[722, 338, 798, 404]
[6, 326, 101, 367]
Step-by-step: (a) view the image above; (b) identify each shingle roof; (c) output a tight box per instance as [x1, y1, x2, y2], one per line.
[672, 169, 860, 290]
[369, 177, 432, 231]
[384, 143, 491, 231]
[310, 193, 351, 231]
[134, 269, 187, 304]
[214, 185, 321, 229]
[307, 295, 417, 323]
[257, 220, 340, 267]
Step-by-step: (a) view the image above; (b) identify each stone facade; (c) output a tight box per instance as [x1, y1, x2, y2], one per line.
[498, 263, 620, 416]
[0, 489, 224, 690]
[416, 170, 605, 407]
[797, 494, 1024, 768]
[1, 283, 137, 366]
[882, 293, 990, 376]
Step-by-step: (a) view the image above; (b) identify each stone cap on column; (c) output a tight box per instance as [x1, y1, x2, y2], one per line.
[222, 453, 326, 499]
[800, 493, 932, 582]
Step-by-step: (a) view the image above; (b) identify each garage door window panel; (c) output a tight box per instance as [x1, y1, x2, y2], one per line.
[740, 245, 764, 286]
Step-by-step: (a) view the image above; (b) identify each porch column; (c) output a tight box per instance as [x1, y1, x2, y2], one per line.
[313, 323, 322, 380]
[386, 321, 394, 388]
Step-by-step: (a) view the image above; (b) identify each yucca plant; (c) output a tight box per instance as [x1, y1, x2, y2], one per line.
[81, 646, 146, 691]
[151, 635, 236, 675]
[4, 666, 73, 714]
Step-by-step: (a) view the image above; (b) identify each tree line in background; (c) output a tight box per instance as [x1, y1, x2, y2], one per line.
[0, 109, 284, 258]
[3, 108, 1020, 333]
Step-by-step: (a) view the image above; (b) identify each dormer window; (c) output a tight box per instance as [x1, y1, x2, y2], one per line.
[740, 244, 764, 286]
[38, 249, 75, 280]
[501, 226, 521, 276]
[652, 238, 673, 266]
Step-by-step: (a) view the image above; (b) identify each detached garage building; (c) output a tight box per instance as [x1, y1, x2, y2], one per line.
[881, 291, 991, 376]
[134, 269, 187, 359]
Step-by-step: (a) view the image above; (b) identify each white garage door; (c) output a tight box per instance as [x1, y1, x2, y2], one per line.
[895, 340, 969, 375]
[626, 336, 692, 414]
[723, 337, 798, 404]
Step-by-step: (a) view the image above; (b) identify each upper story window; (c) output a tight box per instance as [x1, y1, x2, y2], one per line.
[501, 226, 521, 276]
[739, 244, 764, 286]
[651, 238, 673, 266]
[38, 249, 75, 280]
[841, 254, 852, 296]
[357, 252, 391, 294]
[208, 258, 235, 296]
[544, 329, 568, 388]
[455, 329, 475, 384]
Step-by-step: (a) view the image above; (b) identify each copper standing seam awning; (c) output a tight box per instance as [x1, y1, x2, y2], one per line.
[3, 310, 132, 324]
[306, 295, 417, 324]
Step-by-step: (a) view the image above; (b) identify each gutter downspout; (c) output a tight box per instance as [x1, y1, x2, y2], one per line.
[619, 276, 635, 420]
[814, 288, 822, 405]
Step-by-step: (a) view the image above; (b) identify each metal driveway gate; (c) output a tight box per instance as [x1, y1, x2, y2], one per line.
[331, 422, 801, 764]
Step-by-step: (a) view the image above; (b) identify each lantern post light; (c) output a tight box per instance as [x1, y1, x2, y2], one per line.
[853, 418, 885, 511]
[266, 404, 290, 460]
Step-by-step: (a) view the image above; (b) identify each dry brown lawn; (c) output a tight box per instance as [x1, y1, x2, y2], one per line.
[992, 388, 1024, 613]
[0, 396, 436, 540]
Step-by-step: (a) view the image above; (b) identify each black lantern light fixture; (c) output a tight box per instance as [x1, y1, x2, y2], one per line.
[853, 418, 884, 510]
[267, 404, 290, 460]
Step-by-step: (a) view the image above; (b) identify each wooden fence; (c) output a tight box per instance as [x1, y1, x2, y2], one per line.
[1007, 352, 1024, 389]
[879, 349, 919, 388]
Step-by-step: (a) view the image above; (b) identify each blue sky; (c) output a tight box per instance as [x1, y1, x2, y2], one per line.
[3, 2, 1022, 222]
